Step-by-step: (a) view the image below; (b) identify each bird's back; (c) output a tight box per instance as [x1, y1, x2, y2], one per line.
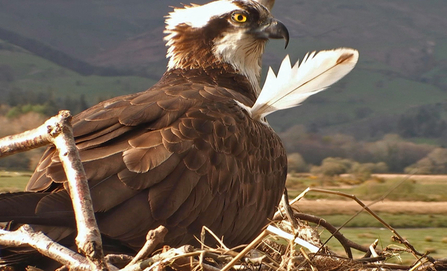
[13, 67, 287, 251]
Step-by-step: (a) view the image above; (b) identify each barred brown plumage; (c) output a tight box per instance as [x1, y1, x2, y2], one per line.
[0, 0, 289, 268]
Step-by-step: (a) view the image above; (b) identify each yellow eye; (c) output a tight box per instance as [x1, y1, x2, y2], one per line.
[232, 12, 247, 23]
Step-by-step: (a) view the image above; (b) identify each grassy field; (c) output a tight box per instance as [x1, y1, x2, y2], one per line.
[286, 173, 447, 201]
[0, 170, 31, 192]
[1, 171, 447, 262]
[320, 227, 447, 265]
[285, 174, 447, 263]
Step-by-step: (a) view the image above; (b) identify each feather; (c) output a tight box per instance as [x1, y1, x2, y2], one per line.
[250, 48, 359, 120]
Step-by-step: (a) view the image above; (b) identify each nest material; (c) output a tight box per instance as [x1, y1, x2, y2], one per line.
[118, 219, 445, 271]
[107, 187, 447, 271]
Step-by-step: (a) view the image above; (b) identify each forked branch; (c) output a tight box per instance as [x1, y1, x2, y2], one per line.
[0, 110, 108, 271]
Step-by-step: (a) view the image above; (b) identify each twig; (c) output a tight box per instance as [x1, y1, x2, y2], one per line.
[293, 187, 425, 259]
[280, 188, 299, 229]
[291, 212, 371, 258]
[165, 251, 222, 271]
[126, 226, 168, 267]
[0, 225, 90, 271]
[121, 246, 201, 271]
[220, 230, 269, 271]
[104, 254, 134, 270]
[369, 239, 379, 258]
[278, 203, 362, 267]
[200, 226, 230, 251]
[300, 247, 318, 271]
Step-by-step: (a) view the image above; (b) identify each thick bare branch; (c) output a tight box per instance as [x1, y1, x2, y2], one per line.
[0, 111, 68, 157]
[49, 112, 107, 270]
[0, 110, 108, 270]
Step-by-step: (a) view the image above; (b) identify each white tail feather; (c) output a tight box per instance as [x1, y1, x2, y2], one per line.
[250, 48, 359, 120]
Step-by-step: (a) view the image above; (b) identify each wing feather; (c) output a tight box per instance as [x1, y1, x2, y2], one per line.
[22, 75, 287, 250]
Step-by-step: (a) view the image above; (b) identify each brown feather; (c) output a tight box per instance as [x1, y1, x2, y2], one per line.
[89, 175, 140, 212]
[5, 63, 287, 258]
[123, 146, 173, 173]
[117, 153, 184, 190]
[148, 162, 202, 220]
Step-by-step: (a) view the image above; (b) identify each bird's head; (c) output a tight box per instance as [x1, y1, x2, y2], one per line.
[164, 0, 289, 95]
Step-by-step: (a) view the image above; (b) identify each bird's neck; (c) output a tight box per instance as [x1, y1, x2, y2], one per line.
[165, 36, 264, 97]
[159, 65, 258, 105]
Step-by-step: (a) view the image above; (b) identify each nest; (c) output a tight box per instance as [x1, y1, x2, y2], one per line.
[115, 188, 447, 271]
[116, 219, 447, 271]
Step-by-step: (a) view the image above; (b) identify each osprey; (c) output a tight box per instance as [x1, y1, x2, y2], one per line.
[0, 0, 290, 267]
[1, 0, 359, 268]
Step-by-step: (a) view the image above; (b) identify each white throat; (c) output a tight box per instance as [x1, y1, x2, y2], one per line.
[213, 33, 265, 96]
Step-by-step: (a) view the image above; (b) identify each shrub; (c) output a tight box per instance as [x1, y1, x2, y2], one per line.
[310, 157, 353, 176]
[287, 152, 308, 173]
[405, 148, 447, 174]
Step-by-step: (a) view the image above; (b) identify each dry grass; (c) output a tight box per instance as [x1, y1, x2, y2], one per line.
[371, 174, 447, 183]
[294, 199, 447, 215]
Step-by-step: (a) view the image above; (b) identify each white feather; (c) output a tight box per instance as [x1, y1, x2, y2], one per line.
[250, 48, 359, 120]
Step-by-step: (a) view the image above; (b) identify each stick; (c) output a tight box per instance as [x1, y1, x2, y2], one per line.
[46, 111, 107, 270]
[220, 230, 269, 271]
[300, 247, 318, 271]
[126, 226, 168, 267]
[0, 225, 90, 271]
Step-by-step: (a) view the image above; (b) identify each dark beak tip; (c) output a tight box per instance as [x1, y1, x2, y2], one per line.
[280, 21, 290, 49]
[284, 34, 290, 49]
[271, 19, 289, 49]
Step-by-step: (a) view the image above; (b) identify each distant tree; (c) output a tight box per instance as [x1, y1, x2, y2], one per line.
[349, 161, 388, 181]
[365, 134, 434, 172]
[287, 152, 308, 173]
[310, 157, 352, 177]
[405, 148, 447, 174]
[6, 104, 48, 118]
[280, 125, 435, 173]
[397, 106, 447, 138]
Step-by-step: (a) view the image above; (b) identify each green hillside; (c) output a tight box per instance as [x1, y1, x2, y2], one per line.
[0, 42, 155, 108]
[1, 0, 447, 146]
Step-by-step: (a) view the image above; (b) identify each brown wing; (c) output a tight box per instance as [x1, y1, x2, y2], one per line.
[26, 79, 287, 249]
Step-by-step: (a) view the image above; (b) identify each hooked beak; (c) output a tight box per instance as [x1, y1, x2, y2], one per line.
[254, 18, 289, 48]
